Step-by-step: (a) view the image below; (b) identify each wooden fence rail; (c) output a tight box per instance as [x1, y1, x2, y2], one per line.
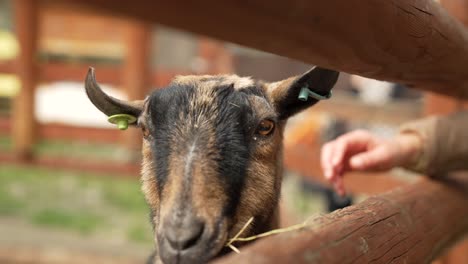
[47, 0, 468, 98]
[214, 173, 468, 264]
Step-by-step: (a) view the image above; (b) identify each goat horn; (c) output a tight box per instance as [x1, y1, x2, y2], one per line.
[85, 67, 144, 117]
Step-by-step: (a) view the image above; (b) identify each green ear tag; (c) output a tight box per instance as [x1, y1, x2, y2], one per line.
[298, 86, 333, 102]
[108, 114, 137, 130]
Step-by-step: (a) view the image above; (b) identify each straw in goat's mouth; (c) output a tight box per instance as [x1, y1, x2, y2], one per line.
[225, 217, 309, 253]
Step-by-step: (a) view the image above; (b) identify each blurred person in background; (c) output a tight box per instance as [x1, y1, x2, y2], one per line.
[321, 112, 468, 195]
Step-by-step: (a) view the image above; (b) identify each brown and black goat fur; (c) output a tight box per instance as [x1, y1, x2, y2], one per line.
[84, 67, 339, 264]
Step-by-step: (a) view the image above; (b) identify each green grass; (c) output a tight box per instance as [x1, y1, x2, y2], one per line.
[35, 139, 129, 162]
[128, 224, 153, 243]
[0, 135, 11, 151]
[0, 135, 129, 162]
[103, 181, 148, 213]
[31, 208, 103, 235]
[0, 188, 25, 215]
[0, 164, 153, 244]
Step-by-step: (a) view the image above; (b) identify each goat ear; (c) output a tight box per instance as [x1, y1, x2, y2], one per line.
[85, 67, 144, 118]
[267, 66, 339, 120]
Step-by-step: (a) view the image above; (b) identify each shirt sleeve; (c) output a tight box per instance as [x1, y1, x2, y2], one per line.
[399, 111, 468, 176]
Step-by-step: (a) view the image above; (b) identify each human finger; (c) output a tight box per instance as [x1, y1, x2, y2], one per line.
[349, 145, 394, 171]
[332, 176, 346, 196]
[328, 130, 375, 176]
[321, 142, 336, 180]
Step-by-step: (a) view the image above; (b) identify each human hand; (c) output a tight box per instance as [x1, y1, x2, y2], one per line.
[320, 130, 422, 195]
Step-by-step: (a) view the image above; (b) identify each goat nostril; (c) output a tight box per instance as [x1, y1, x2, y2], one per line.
[180, 223, 204, 250]
[166, 220, 205, 251]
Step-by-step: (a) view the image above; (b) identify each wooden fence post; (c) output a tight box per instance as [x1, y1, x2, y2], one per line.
[198, 37, 233, 74]
[12, 0, 39, 160]
[121, 20, 152, 160]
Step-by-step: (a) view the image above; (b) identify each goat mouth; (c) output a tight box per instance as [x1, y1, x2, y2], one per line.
[157, 219, 229, 264]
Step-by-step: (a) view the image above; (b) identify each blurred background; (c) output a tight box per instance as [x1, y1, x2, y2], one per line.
[0, 0, 466, 263]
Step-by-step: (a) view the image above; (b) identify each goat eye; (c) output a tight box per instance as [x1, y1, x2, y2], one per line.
[256, 119, 275, 136]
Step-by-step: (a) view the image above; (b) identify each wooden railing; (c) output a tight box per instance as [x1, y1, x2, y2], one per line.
[214, 174, 468, 263]
[48, 0, 468, 98]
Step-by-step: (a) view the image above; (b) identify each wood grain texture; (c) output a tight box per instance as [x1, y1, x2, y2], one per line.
[46, 0, 468, 98]
[214, 174, 468, 264]
[423, 0, 468, 117]
[425, 2, 468, 263]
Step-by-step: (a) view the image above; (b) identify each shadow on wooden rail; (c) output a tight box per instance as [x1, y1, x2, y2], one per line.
[214, 173, 468, 264]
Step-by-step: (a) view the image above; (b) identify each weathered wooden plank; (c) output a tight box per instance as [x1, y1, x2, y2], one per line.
[46, 0, 468, 98]
[214, 173, 468, 264]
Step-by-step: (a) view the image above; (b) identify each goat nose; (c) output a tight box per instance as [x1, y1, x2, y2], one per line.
[165, 218, 205, 251]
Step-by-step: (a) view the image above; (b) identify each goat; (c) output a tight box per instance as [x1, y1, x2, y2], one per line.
[84, 66, 339, 264]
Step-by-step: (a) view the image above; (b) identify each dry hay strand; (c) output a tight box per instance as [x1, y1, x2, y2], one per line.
[225, 216, 311, 253]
